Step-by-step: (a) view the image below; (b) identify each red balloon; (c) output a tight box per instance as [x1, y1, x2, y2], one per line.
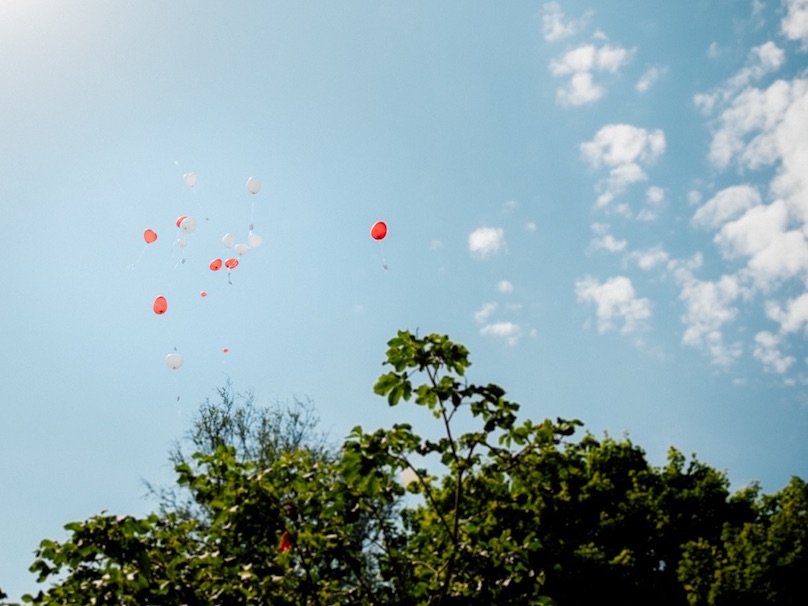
[223, 348, 229, 353]
[209, 259, 223, 271]
[200, 291, 207, 297]
[279, 531, 293, 553]
[370, 221, 387, 240]
[176, 215, 187, 228]
[225, 258, 238, 269]
[144, 229, 157, 243]
[153, 296, 167, 315]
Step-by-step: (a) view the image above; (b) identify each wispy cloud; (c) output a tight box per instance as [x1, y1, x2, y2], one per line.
[782, 0, 808, 48]
[468, 227, 506, 259]
[497, 280, 514, 293]
[692, 185, 762, 229]
[766, 293, 808, 334]
[678, 34, 808, 373]
[541, 1, 590, 43]
[753, 331, 796, 374]
[480, 321, 522, 346]
[593, 235, 628, 252]
[636, 66, 665, 93]
[627, 246, 669, 271]
[580, 123, 666, 207]
[576, 275, 651, 334]
[550, 42, 632, 106]
[694, 42, 785, 114]
[474, 302, 498, 323]
[669, 256, 744, 367]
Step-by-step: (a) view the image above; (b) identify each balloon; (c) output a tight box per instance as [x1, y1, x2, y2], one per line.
[209, 259, 223, 271]
[370, 221, 387, 241]
[221, 233, 235, 248]
[247, 231, 264, 248]
[165, 353, 184, 369]
[183, 172, 197, 187]
[144, 229, 157, 243]
[200, 291, 207, 297]
[279, 531, 292, 553]
[223, 348, 229, 353]
[234, 243, 250, 256]
[175, 238, 186, 248]
[179, 217, 197, 234]
[153, 296, 167, 315]
[246, 176, 261, 194]
[225, 258, 238, 269]
[176, 216, 187, 228]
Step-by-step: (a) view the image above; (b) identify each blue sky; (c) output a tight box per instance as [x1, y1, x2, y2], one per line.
[2, 0, 807, 598]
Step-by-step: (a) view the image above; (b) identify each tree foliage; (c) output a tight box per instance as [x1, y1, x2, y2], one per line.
[14, 331, 808, 605]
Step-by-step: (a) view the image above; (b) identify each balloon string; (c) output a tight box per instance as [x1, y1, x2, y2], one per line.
[128, 244, 148, 269]
[170, 230, 187, 270]
[378, 241, 389, 271]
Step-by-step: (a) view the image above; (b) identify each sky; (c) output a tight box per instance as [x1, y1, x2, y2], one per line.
[1, 0, 807, 599]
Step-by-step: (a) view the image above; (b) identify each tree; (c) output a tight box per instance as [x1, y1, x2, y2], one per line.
[145, 382, 331, 520]
[18, 330, 808, 605]
[678, 476, 808, 605]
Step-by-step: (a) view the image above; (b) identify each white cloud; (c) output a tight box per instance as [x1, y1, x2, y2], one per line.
[693, 65, 808, 294]
[582, 124, 666, 168]
[692, 185, 762, 229]
[714, 200, 808, 290]
[636, 66, 664, 93]
[589, 223, 627, 252]
[766, 292, 808, 333]
[581, 124, 666, 207]
[591, 222, 609, 235]
[550, 43, 632, 107]
[480, 322, 521, 346]
[575, 275, 651, 334]
[670, 259, 744, 366]
[628, 246, 669, 270]
[557, 72, 604, 106]
[468, 227, 506, 259]
[590, 234, 627, 252]
[707, 42, 722, 60]
[637, 186, 665, 221]
[695, 42, 787, 116]
[497, 280, 514, 293]
[715, 200, 788, 259]
[646, 186, 665, 205]
[541, 1, 589, 43]
[753, 330, 796, 373]
[474, 302, 498, 323]
[525, 221, 537, 232]
[782, 0, 808, 48]
[708, 79, 806, 170]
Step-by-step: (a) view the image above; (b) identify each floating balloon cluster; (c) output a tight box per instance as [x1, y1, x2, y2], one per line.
[138, 172, 388, 373]
[138, 174, 266, 371]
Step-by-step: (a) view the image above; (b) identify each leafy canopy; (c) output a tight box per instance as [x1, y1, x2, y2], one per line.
[13, 330, 808, 606]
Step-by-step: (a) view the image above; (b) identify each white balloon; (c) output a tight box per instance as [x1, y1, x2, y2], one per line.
[247, 231, 264, 248]
[221, 233, 235, 248]
[175, 238, 187, 248]
[165, 353, 184, 369]
[183, 172, 197, 187]
[235, 243, 251, 256]
[179, 217, 197, 234]
[400, 467, 419, 487]
[246, 176, 261, 194]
